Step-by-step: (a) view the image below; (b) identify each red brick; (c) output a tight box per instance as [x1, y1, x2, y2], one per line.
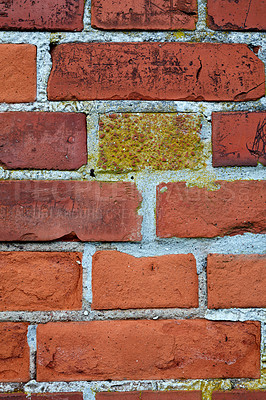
[97, 392, 201, 400]
[92, 251, 198, 309]
[0, 396, 27, 400]
[207, 0, 266, 31]
[212, 112, 266, 167]
[0, 252, 83, 311]
[0, 0, 84, 31]
[0, 112, 87, 170]
[47, 43, 264, 102]
[0, 181, 142, 242]
[156, 181, 266, 238]
[31, 393, 83, 400]
[142, 393, 202, 400]
[213, 391, 266, 400]
[36, 320, 260, 381]
[207, 254, 266, 309]
[91, 0, 197, 30]
[0, 44, 36, 103]
[0, 323, 30, 382]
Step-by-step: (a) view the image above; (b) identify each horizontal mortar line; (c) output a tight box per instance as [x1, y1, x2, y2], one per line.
[0, 308, 265, 322]
[0, 235, 265, 252]
[0, 377, 265, 390]
[1, 170, 266, 180]
[0, 100, 266, 110]
[1, 30, 266, 43]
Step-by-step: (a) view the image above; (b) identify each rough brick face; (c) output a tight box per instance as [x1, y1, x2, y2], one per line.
[36, 320, 260, 381]
[156, 181, 266, 238]
[0, 181, 142, 242]
[207, 254, 266, 309]
[91, 0, 198, 30]
[212, 112, 266, 167]
[0, 252, 83, 311]
[0, 0, 84, 31]
[92, 251, 198, 309]
[0, 112, 87, 170]
[0, 323, 30, 382]
[97, 113, 203, 172]
[212, 391, 266, 400]
[0, 44, 36, 103]
[0, 396, 27, 400]
[97, 392, 202, 400]
[207, 0, 266, 31]
[47, 43, 264, 102]
[31, 393, 83, 400]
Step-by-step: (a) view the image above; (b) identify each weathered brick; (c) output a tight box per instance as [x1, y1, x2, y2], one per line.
[31, 393, 83, 400]
[0, 395, 27, 400]
[97, 392, 202, 400]
[207, 0, 266, 31]
[142, 393, 202, 400]
[0, 0, 84, 31]
[207, 254, 266, 309]
[212, 112, 266, 167]
[36, 320, 260, 381]
[156, 181, 266, 238]
[0, 323, 29, 382]
[0, 181, 142, 242]
[97, 113, 204, 172]
[91, 0, 197, 30]
[0, 44, 36, 103]
[47, 43, 264, 102]
[92, 251, 198, 309]
[212, 391, 266, 400]
[0, 112, 87, 170]
[0, 252, 83, 311]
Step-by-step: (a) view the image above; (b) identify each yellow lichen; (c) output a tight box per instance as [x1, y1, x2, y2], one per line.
[97, 113, 205, 173]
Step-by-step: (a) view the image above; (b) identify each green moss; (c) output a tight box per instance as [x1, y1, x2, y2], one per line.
[97, 113, 205, 173]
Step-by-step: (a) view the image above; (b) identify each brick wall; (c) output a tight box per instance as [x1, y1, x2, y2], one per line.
[0, 1, 265, 400]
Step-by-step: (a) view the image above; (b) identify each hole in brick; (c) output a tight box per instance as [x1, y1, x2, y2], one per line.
[90, 169, 96, 177]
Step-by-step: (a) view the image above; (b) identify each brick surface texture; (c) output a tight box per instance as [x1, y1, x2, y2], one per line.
[37, 320, 260, 381]
[0, 112, 87, 170]
[0, 252, 83, 311]
[0, 0, 84, 31]
[156, 181, 266, 238]
[92, 251, 198, 309]
[47, 43, 264, 101]
[0, 181, 142, 241]
[0, 0, 265, 396]
[91, 0, 198, 30]
[207, 0, 266, 31]
[212, 112, 266, 167]
[0, 44, 36, 103]
[207, 254, 266, 309]
[0, 323, 30, 382]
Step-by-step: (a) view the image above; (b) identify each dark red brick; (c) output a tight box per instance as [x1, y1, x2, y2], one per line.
[0, 252, 83, 311]
[0, 323, 30, 382]
[156, 181, 266, 238]
[208, 0, 266, 31]
[0, 112, 87, 170]
[0, 395, 27, 400]
[212, 112, 266, 167]
[31, 393, 83, 400]
[92, 251, 198, 309]
[212, 391, 266, 400]
[0, 44, 36, 103]
[96, 392, 202, 400]
[47, 43, 264, 102]
[0, 181, 142, 242]
[0, 0, 84, 31]
[36, 320, 260, 381]
[91, 0, 197, 30]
